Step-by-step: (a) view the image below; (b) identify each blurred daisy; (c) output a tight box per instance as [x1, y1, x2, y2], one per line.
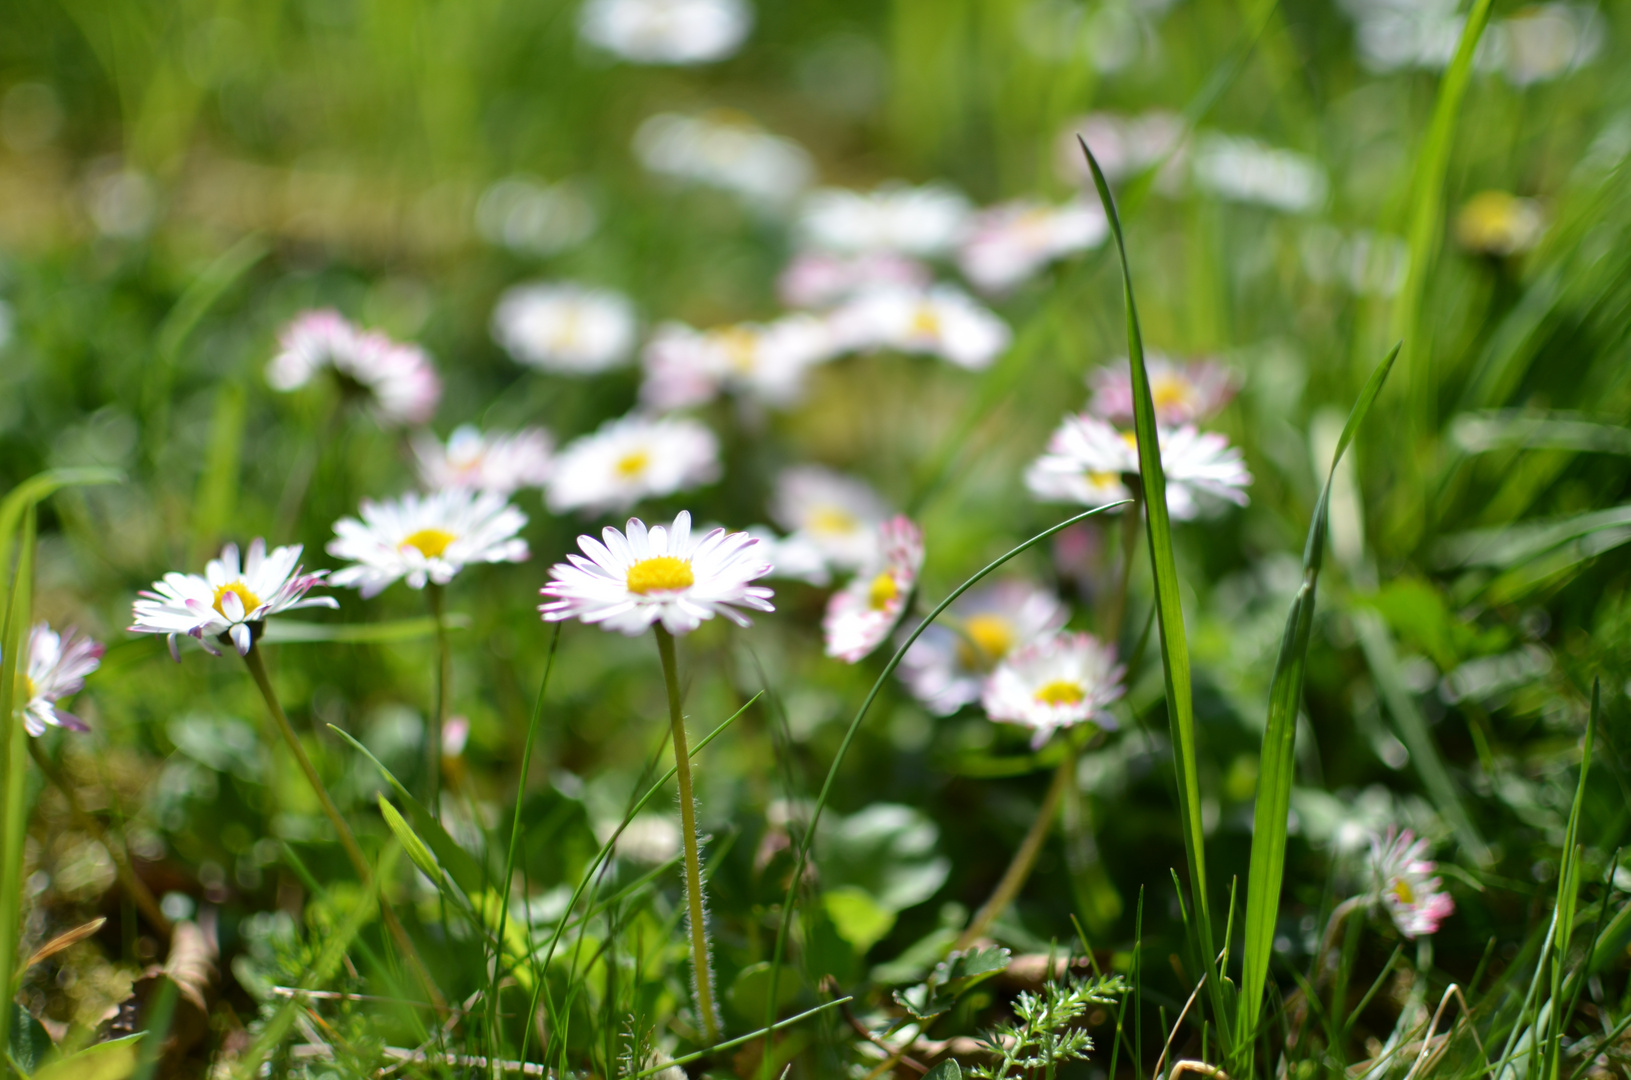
[328, 489, 530, 598]
[540, 511, 773, 635]
[1089, 355, 1236, 425]
[414, 425, 554, 496]
[823, 516, 924, 663]
[640, 315, 837, 411]
[20, 624, 103, 736]
[1059, 110, 1186, 185]
[898, 581, 1068, 716]
[579, 0, 752, 65]
[796, 183, 972, 258]
[547, 414, 721, 515]
[1026, 414, 1252, 520]
[833, 284, 1011, 370]
[492, 283, 637, 375]
[982, 632, 1124, 748]
[1159, 425, 1254, 519]
[1500, 4, 1603, 87]
[1368, 828, 1454, 938]
[744, 527, 832, 586]
[957, 199, 1108, 294]
[1454, 191, 1544, 257]
[266, 310, 440, 426]
[634, 111, 813, 209]
[779, 251, 931, 309]
[769, 465, 891, 572]
[130, 540, 338, 659]
[1191, 134, 1328, 213]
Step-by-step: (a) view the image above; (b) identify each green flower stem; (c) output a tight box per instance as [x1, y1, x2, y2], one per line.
[427, 582, 450, 811]
[955, 751, 1073, 950]
[243, 640, 446, 1012]
[654, 624, 720, 1044]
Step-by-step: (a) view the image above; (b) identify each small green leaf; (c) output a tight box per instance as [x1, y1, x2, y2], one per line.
[377, 795, 441, 884]
[9, 1002, 52, 1074]
[32, 1035, 143, 1080]
[923, 1061, 962, 1080]
[823, 887, 896, 956]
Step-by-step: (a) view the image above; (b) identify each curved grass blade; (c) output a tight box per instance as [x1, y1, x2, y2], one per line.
[1237, 344, 1399, 1060]
[1079, 136, 1229, 1053]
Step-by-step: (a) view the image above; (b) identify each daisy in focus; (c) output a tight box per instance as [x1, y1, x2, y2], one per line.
[130, 540, 338, 659]
[769, 465, 891, 573]
[327, 489, 530, 598]
[981, 631, 1125, 748]
[19, 624, 103, 736]
[491, 282, 637, 374]
[778, 251, 930, 309]
[547, 414, 721, 515]
[1089, 355, 1237, 426]
[578, 0, 752, 65]
[956, 199, 1108, 294]
[823, 516, 924, 663]
[540, 511, 774, 635]
[833, 284, 1011, 370]
[898, 581, 1068, 716]
[266, 309, 440, 426]
[1368, 828, 1455, 938]
[1026, 413, 1251, 520]
[413, 425, 554, 496]
[640, 315, 837, 411]
[796, 182, 972, 258]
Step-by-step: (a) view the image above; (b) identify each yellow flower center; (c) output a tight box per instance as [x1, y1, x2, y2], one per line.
[616, 450, 651, 478]
[808, 507, 859, 537]
[400, 528, 457, 559]
[1391, 878, 1416, 905]
[909, 305, 941, 338]
[1121, 431, 1139, 451]
[867, 571, 900, 611]
[626, 556, 695, 595]
[719, 327, 760, 374]
[957, 614, 1015, 669]
[1152, 375, 1194, 412]
[21, 674, 36, 701]
[212, 582, 263, 619]
[1034, 680, 1086, 707]
[1086, 470, 1120, 487]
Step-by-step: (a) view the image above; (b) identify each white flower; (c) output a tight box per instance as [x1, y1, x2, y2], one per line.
[634, 111, 813, 209]
[328, 489, 530, 598]
[413, 425, 554, 496]
[597, 813, 684, 864]
[1191, 133, 1328, 213]
[898, 581, 1068, 716]
[640, 316, 837, 411]
[823, 516, 924, 663]
[579, 0, 751, 65]
[547, 414, 721, 515]
[1058, 110, 1186, 186]
[540, 511, 774, 635]
[475, 176, 598, 257]
[1158, 425, 1254, 519]
[266, 310, 440, 426]
[1368, 828, 1454, 938]
[1026, 414, 1252, 520]
[744, 527, 832, 586]
[956, 199, 1108, 293]
[20, 624, 103, 736]
[1088, 355, 1237, 425]
[129, 540, 338, 659]
[982, 632, 1124, 748]
[832, 284, 1011, 370]
[769, 465, 891, 572]
[492, 283, 637, 375]
[778, 252, 931, 309]
[1454, 191, 1545, 257]
[796, 183, 972, 257]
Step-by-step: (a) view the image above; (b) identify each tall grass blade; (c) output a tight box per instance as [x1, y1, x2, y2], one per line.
[1541, 683, 1595, 1080]
[1238, 345, 1400, 1058]
[0, 509, 36, 1074]
[1079, 137, 1229, 1054]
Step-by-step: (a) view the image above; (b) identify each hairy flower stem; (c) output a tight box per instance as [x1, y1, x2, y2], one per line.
[243, 642, 446, 1011]
[956, 752, 1073, 950]
[654, 625, 720, 1044]
[427, 582, 450, 812]
[28, 739, 173, 940]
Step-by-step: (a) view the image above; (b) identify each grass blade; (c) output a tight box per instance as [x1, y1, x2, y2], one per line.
[1541, 683, 1595, 1080]
[1237, 345, 1400, 1057]
[0, 509, 36, 1072]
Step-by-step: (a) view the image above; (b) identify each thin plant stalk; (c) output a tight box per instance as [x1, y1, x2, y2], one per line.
[654, 625, 720, 1044]
[242, 639, 446, 1011]
[955, 752, 1074, 950]
[427, 582, 450, 810]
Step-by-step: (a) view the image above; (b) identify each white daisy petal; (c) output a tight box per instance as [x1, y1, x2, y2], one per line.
[822, 516, 925, 664]
[327, 489, 531, 597]
[130, 542, 332, 660]
[267, 309, 440, 426]
[414, 424, 554, 496]
[981, 632, 1125, 748]
[547, 413, 721, 516]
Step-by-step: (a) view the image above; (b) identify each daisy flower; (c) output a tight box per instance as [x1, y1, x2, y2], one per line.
[19, 624, 103, 736]
[1190, 133, 1328, 214]
[266, 310, 440, 426]
[898, 581, 1068, 716]
[796, 182, 972, 258]
[769, 465, 892, 573]
[1454, 191, 1545, 257]
[579, 0, 752, 65]
[744, 527, 832, 586]
[413, 425, 554, 496]
[540, 511, 773, 635]
[640, 315, 837, 412]
[823, 516, 924, 663]
[1088, 355, 1237, 426]
[548, 413, 721, 515]
[491, 282, 637, 375]
[956, 199, 1108, 294]
[778, 251, 931, 310]
[1026, 414, 1251, 521]
[634, 111, 814, 210]
[1368, 828, 1455, 938]
[1058, 110, 1186, 186]
[327, 489, 530, 599]
[130, 540, 338, 659]
[981, 632, 1125, 748]
[832, 284, 1011, 370]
